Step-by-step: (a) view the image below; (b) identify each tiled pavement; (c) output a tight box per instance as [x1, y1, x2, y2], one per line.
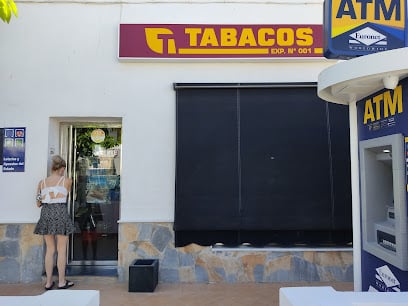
[0, 277, 353, 306]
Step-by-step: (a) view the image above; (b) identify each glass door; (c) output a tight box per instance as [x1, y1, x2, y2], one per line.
[61, 123, 121, 266]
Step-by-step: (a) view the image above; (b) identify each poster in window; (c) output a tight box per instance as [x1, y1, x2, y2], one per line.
[2, 127, 26, 172]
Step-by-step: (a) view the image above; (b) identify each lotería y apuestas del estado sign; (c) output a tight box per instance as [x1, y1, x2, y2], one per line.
[118, 24, 324, 60]
[324, 0, 406, 59]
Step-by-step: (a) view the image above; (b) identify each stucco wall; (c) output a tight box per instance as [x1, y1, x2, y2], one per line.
[0, 1, 335, 225]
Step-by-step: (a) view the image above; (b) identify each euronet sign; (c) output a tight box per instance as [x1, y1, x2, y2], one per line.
[118, 24, 324, 60]
[324, 0, 407, 59]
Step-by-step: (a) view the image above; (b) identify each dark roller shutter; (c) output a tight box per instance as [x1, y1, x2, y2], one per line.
[175, 88, 240, 246]
[174, 83, 352, 247]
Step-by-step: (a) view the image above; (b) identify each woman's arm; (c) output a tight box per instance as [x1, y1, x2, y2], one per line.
[65, 177, 73, 194]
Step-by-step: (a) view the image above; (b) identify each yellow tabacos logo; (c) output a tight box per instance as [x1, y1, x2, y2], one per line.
[145, 27, 317, 55]
[363, 85, 403, 124]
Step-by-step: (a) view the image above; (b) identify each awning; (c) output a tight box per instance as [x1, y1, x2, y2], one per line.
[318, 47, 408, 105]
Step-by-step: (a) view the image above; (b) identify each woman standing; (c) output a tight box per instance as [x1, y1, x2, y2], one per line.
[34, 155, 75, 290]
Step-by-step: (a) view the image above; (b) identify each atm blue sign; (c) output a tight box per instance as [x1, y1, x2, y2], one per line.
[324, 0, 406, 59]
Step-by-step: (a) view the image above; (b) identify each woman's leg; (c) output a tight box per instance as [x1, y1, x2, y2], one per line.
[43, 235, 56, 287]
[56, 234, 69, 287]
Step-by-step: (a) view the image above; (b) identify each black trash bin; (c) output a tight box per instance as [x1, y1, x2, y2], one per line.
[128, 259, 159, 292]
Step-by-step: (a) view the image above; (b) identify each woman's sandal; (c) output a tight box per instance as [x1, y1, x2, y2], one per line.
[58, 280, 74, 289]
[45, 281, 55, 290]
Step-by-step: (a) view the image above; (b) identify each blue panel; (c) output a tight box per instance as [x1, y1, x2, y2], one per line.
[357, 77, 408, 290]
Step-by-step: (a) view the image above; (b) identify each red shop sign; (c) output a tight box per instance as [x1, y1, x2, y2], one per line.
[118, 24, 324, 59]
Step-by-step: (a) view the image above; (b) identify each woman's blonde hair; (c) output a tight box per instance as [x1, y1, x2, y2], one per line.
[51, 155, 67, 171]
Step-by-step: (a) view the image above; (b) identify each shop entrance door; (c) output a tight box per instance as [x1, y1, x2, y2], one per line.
[60, 123, 121, 268]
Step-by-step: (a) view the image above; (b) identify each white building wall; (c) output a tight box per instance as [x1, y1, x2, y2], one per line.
[0, 0, 336, 223]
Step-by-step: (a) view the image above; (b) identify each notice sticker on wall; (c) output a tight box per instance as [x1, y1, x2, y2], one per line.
[2, 127, 26, 172]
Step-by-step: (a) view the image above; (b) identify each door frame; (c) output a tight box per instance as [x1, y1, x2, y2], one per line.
[59, 120, 122, 266]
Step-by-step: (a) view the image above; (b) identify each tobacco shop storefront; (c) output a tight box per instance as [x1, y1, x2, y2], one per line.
[0, 1, 353, 284]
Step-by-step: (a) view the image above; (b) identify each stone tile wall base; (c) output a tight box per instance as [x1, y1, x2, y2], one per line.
[0, 224, 44, 283]
[0, 222, 353, 283]
[118, 223, 353, 284]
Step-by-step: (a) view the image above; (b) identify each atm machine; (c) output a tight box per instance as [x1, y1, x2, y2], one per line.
[357, 78, 408, 291]
[319, 2, 408, 288]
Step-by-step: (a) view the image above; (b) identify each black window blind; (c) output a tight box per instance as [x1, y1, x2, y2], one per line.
[174, 84, 352, 247]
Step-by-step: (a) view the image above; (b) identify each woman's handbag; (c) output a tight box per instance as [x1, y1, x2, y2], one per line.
[36, 192, 43, 207]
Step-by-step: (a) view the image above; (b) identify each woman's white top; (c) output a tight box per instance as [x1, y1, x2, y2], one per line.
[40, 176, 68, 204]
